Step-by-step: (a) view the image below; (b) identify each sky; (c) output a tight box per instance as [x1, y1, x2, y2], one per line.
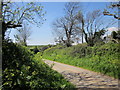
[9, 2, 118, 45]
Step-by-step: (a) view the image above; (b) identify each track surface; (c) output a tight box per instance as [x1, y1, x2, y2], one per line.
[43, 59, 119, 89]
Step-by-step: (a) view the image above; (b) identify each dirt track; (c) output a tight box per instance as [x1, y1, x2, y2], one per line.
[43, 59, 119, 89]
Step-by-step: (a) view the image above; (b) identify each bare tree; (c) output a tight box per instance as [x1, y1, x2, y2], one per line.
[76, 9, 116, 46]
[76, 11, 85, 43]
[52, 2, 117, 46]
[52, 2, 80, 47]
[14, 23, 31, 46]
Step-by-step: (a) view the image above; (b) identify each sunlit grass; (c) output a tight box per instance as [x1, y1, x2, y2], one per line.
[42, 42, 120, 79]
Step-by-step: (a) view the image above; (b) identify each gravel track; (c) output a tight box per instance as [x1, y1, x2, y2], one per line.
[43, 59, 120, 89]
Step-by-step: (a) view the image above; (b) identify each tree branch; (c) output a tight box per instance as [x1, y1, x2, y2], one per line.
[103, 13, 120, 20]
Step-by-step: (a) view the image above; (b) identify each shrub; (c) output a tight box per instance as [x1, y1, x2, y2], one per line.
[43, 42, 120, 79]
[33, 46, 39, 54]
[2, 40, 75, 89]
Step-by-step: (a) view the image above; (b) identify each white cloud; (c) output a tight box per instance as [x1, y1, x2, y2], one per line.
[103, 27, 118, 37]
[107, 27, 118, 32]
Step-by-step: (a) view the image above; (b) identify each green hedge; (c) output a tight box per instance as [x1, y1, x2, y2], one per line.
[43, 42, 120, 79]
[2, 40, 75, 89]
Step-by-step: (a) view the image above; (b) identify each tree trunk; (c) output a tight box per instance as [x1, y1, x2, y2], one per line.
[81, 19, 84, 43]
[66, 33, 72, 47]
[84, 33, 88, 43]
[23, 39, 27, 46]
[66, 39, 71, 47]
[2, 22, 22, 40]
[81, 33, 83, 43]
[2, 22, 7, 40]
[0, 2, 2, 41]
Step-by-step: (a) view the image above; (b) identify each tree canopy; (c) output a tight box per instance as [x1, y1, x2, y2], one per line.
[2, 1, 46, 39]
[52, 2, 117, 46]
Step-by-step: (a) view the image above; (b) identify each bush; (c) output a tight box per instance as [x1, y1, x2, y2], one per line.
[43, 42, 120, 79]
[2, 40, 75, 89]
[32, 46, 39, 54]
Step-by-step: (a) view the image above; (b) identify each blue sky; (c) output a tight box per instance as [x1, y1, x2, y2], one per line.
[9, 2, 118, 45]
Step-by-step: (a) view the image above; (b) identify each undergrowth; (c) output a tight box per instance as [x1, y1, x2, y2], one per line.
[2, 40, 75, 89]
[42, 42, 120, 79]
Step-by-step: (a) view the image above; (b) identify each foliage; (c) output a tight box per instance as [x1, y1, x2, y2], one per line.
[2, 2, 46, 39]
[2, 40, 75, 89]
[92, 29, 106, 45]
[111, 31, 120, 43]
[111, 31, 117, 39]
[43, 42, 120, 79]
[30, 46, 39, 54]
[28, 45, 55, 54]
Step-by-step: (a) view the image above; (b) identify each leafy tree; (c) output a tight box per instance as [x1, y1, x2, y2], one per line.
[93, 29, 106, 44]
[111, 30, 120, 43]
[2, 1, 46, 40]
[111, 31, 117, 39]
[14, 22, 31, 46]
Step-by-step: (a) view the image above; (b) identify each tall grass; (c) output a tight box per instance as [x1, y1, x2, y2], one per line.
[43, 42, 120, 79]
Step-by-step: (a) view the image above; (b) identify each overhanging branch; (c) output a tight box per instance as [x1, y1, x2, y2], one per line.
[103, 13, 120, 20]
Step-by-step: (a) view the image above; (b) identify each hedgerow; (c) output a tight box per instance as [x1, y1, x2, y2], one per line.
[2, 40, 75, 89]
[43, 42, 120, 79]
